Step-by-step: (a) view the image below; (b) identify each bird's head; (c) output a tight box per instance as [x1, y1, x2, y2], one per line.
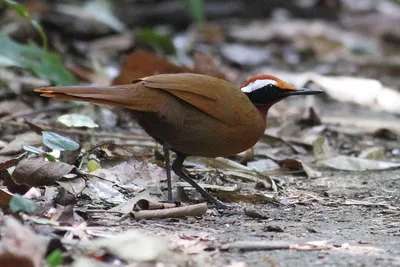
[240, 74, 323, 106]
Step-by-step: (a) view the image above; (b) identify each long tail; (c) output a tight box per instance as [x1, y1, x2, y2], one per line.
[34, 84, 162, 113]
[35, 85, 134, 105]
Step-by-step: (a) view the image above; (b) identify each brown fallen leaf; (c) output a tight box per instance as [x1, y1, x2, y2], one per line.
[113, 50, 226, 86]
[12, 159, 76, 187]
[112, 50, 194, 85]
[0, 189, 13, 210]
[0, 153, 27, 169]
[193, 52, 226, 80]
[1, 169, 31, 195]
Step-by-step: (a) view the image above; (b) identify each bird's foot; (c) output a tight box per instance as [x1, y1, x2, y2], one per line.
[213, 199, 230, 209]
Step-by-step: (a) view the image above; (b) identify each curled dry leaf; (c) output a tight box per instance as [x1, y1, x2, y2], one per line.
[134, 199, 179, 211]
[109, 189, 165, 214]
[0, 216, 46, 267]
[133, 203, 208, 219]
[278, 158, 321, 178]
[12, 159, 76, 187]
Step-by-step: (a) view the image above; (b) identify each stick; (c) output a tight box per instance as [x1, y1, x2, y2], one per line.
[133, 203, 207, 219]
[0, 121, 152, 141]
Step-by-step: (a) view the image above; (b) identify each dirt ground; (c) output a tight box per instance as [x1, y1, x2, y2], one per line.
[83, 160, 400, 266]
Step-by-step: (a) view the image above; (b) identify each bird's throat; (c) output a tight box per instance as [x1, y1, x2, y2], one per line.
[255, 104, 273, 125]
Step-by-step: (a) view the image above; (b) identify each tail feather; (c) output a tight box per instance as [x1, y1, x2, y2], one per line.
[34, 84, 162, 112]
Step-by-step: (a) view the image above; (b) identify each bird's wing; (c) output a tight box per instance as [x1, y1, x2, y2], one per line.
[139, 73, 236, 123]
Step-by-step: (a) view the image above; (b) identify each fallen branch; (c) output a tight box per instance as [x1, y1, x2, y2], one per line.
[133, 203, 207, 219]
[221, 240, 331, 252]
[0, 121, 152, 141]
[134, 199, 180, 211]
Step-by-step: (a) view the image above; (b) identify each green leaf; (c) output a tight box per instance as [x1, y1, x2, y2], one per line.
[22, 145, 46, 155]
[42, 131, 80, 151]
[0, 34, 78, 85]
[44, 153, 57, 162]
[22, 145, 57, 161]
[184, 0, 205, 24]
[9, 194, 37, 213]
[135, 29, 176, 55]
[22, 43, 78, 85]
[4, 0, 29, 19]
[31, 20, 48, 49]
[4, 0, 47, 49]
[88, 159, 101, 172]
[0, 35, 25, 67]
[46, 249, 63, 267]
[57, 114, 99, 128]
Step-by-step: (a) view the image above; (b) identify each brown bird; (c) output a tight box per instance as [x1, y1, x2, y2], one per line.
[34, 73, 322, 208]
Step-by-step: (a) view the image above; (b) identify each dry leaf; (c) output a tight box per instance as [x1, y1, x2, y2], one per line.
[12, 159, 76, 186]
[0, 133, 41, 155]
[112, 50, 194, 85]
[91, 230, 169, 262]
[319, 155, 400, 171]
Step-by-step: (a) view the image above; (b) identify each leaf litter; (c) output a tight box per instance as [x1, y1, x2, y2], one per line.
[1, 1, 400, 266]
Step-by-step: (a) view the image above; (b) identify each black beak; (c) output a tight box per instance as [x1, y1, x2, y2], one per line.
[283, 88, 323, 96]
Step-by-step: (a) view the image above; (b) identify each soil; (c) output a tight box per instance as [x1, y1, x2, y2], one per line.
[87, 168, 400, 267]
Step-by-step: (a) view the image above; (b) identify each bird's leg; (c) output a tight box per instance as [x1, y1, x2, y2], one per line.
[172, 153, 228, 209]
[163, 145, 173, 202]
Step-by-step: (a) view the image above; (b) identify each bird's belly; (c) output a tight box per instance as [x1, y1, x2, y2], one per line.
[131, 105, 264, 158]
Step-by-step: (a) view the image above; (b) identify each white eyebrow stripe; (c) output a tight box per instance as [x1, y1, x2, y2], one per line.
[241, 79, 277, 93]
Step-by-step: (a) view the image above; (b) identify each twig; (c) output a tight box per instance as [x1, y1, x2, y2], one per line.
[0, 104, 73, 122]
[221, 240, 292, 251]
[221, 240, 331, 252]
[0, 121, 152, 141]
[173, 222, 220, 233]
[134, 199, 180, 211]
[86, 210, 124, 214]
[133, 203, 207, 219]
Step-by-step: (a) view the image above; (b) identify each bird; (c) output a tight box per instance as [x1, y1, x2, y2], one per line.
[34, 73, 322, 208]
